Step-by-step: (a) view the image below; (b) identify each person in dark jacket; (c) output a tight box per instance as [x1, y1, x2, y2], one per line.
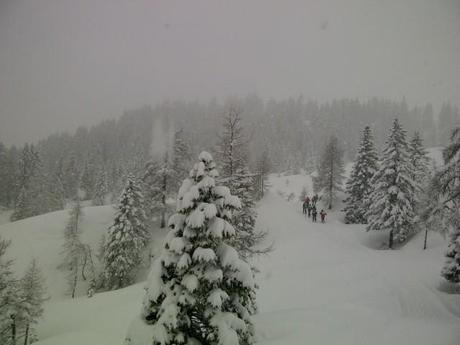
[312, 206, 318, 222]
[320, 209, 327, 223]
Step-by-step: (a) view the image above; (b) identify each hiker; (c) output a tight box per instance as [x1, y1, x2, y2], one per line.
[302, 200, 308, 214]
[320, 209, 327, 223]
[305, 196, 310, 206]
[312, 206, 318, 222]
[307, 204, 312, 218]
[312, 194, 319, 205]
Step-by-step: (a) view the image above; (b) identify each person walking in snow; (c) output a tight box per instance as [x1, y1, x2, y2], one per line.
[312, 206, 318, 222]
[312, 194, 319, 205]
[307, 204, 312, 218]
[320, 209, 327, 223]
[302, 200, 308, 214]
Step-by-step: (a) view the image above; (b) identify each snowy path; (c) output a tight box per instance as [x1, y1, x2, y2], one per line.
[253, 191, 460, 345]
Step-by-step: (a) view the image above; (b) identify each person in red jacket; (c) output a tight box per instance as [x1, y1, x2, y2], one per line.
[320, 209, 327, 223]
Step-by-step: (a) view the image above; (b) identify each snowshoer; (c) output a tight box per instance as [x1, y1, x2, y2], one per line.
[312, 194, 319, 205]
[320, 209, 327, 223]
[312, 207, 318, 222]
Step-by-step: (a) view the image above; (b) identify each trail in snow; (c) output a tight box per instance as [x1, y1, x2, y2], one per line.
[253, 190, 460, 345]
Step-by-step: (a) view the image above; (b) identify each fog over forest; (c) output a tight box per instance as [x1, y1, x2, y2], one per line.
[1, 2, 460, 345]
[0, 0, 459, 145]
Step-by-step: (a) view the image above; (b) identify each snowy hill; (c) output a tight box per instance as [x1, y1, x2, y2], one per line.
[2, 168, 460, 345]
[0, 205, 116, 299]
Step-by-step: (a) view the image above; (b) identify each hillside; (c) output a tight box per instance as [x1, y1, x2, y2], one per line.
[0, 171, 456, 344]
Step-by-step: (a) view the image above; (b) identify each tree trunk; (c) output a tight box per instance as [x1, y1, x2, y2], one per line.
[24, 324, 29, 345]
[389, 230, 394, 249]
[423, 228, 428, 250]
[11, 316, 16, 345]
[71, 266, 78, 298]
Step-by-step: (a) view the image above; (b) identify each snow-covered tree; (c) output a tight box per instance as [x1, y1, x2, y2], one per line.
[172, 129, 192, 189]
[227, 168, 269, 260]
[60, 198, 85, 298]
[255, 149, 271, 199]
[103, 174, 149, 290]
[429, 127, 460, 283]
[408, 132, 431, 195]
[17, 259, 47, 344]
[366, 119, 416, 248]
[313, 136, 345, 209]
[93, 169, 108, 206]
[126, 152, 255, 345]
[0, 236, 21, 345]
[343, 126, 378, 223]
[216, 106, 248, 177]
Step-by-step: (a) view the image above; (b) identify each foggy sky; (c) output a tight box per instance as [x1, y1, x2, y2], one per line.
[1, 0, 459, 146]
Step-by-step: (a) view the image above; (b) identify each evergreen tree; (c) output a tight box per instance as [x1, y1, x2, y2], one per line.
[127, 152, 255, 345]
[142, 160, 162, 223]
[216, 106, 248, 176]
[0, 236, 20, 345]
[255, 149, 271, 199]
[366, 119, 416, 248]
[17, 259, 47, 345]
[93, 169, 108, 206]
[343, 126, 378, 224]
[172, 129, 192, 189]
[430, 127, 460, 283]
[103, 174, 149, 290]
[60, 198, 85, 298]
[313, 136, 345, 209]
[408, 132, 431, 190]
[227, 168, 269, 260]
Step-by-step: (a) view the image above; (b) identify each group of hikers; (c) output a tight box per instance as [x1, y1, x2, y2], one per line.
[302, 194, 327, 223]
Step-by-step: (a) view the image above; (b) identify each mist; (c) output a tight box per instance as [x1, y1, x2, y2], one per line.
[1, 0, 459, 145]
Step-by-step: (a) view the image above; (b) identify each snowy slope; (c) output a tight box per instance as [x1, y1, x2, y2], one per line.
[0, 205, 116, 299]
[3, 168, 459, 345]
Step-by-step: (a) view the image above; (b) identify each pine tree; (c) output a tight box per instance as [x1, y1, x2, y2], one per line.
[227, 168, 269, 260]
[142, 160, 161, 223]
[17, 259, 47, 345]
[366, 119, 416, 248]
[255, 149, 271, 199]
[172, 129, 191, 189]
[313, 136, 345, 209]
[343, 126, 378, 223]
[432, 127, 460, 283]
[128, 152, 255, 345]
[0, 236, 21, 345]
[93, 169, 108, 206]
[408, 132, 430, 194]
[103, 174, 149, 290]
[216, 106, 248, 176]
[60, 198, 85, 298]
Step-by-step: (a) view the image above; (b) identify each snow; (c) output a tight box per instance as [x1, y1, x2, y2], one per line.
[2, 167, 460, 345]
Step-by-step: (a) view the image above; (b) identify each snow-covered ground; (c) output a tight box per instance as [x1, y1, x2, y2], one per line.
[1, 169, 459, 344]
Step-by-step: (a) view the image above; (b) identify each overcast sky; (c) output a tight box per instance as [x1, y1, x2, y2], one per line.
[0, 0, 459, 145]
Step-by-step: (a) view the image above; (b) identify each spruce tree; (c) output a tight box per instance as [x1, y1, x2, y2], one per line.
[103, 174, 149, 290]
[408, 132, 431, 195]
[366, 119, 416, 248]
[172, 129, 192, 189]
[17, 259, 47, 345]
[343, 126, 378, 224]
[60, 198, 85, 298]
[432, 127, 460, 283]
[93, 169, 108, 206]
[0, 236, 20, 345]
[128, 152, 255, 345]
[313, 136, 345, 209]
[216, 107, 248, 176]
